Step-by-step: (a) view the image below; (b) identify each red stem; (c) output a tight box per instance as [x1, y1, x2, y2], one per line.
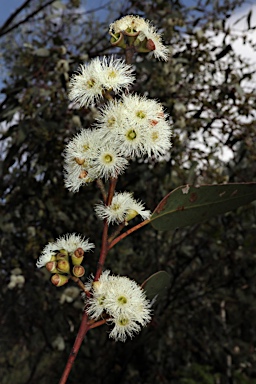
[94, 219, 109, 281]
[59, 178, 118, 381]
[108, 219, 150, 250]
[94, 178, 117, 281]
[89, 318, 107, 329]
[59, 312, 90, 384]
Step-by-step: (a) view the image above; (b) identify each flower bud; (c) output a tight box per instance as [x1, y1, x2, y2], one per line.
[59, 249, 69, 256]
[135, 37, 157, 53]
[146, 39, 156, 51]
[51, 274, 69, 287]
[45, 261, 58, 273]
[79, 170, 88, 179]
[57, 259, 70, 274]
[125, 209, 138, 222]
[56, 249, 68, 260]
[71, 247, 85, 266]
[72, 265, 85, 278]
[92, 281, 101, 292]
[75, 157, 85, 165]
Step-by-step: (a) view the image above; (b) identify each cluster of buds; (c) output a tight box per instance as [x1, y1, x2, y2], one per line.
[37, 234, 95, 286]
[109, 15, 169, 61]
[47, 247, 85, 286]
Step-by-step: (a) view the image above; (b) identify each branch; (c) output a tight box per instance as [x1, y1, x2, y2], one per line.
[0, 0, 57, 38]
[59, 312, 90, 384]
[0, 0, 32, 33]
[108, 219, 150, 250]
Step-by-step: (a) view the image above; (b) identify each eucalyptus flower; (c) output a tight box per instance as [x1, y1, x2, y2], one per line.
[94, 192, 151, 224]
[85, 270, 152, 342]
[69, 56, 135, 107]
[36, 234, 94, 268]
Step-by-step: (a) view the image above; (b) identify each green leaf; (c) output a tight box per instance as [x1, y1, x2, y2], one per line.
[150, 183, 256, 231]
[141, 271, 170, 300]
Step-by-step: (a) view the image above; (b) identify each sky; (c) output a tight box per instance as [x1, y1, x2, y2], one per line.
[0, 0, 108, 25]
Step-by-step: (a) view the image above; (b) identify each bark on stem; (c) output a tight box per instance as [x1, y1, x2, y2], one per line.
[59, 312, 90, 384]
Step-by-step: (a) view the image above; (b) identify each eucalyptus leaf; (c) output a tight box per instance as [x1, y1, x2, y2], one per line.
[150, 183, 256, 231]
[142, 271, 171, 300]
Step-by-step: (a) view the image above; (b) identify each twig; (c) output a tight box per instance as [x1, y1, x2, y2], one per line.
[0, 0, 57, 37]
[59, 312, 90, 384]
[108, 219, 150, 250]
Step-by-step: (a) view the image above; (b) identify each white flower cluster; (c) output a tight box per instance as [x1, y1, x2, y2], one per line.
[95, 191, 151, 224]
[96, 94, 172, 158]
[64, 129, 128, 192]
[7, 268, 25, 290]
[64, 93, 172, 192]
[109, 15, 169, 61]
[36, 233, 94, 268]
[85, 270, 152, 342]
[69, 56, 135, 108]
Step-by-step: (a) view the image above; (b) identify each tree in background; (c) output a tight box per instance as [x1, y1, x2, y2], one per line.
[0, 0, 256, 383]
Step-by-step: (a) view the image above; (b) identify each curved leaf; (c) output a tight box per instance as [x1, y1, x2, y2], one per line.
[141, 271, 170, 300]
[150, 183, 256, 231]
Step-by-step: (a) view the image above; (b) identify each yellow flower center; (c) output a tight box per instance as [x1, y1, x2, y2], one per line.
[104, 154, 113, 163]
[86, 78, 95, 88]
[112, 203, 121, 211]
[83, 144, 90, 151]
[151, 131, 159, 141]
[118, 296, 128, 305]
[98, 295, 105, 306]
[108, 70, 117, 78]
[119, 317, 129, 326]
[136, 110, 146, 119]
[126, 129, 137, 141]
[107, 116, 116, 128]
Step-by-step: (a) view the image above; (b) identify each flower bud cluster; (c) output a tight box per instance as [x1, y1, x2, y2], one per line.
[109, 15, 169, 61]
[85, 270, 152, 342]
[36, 234, 94, 286]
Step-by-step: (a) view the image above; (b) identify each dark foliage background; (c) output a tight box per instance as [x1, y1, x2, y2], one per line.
[0, 0, 256, 383]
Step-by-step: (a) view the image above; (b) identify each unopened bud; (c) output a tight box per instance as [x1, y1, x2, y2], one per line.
[125, 209, 138, 222]
[59, 249, 68, 256]
[49, 254, 56, 262]
[146, 39, 156, 51]
[57, 260, 70, 274]
[135, 38, 152, 53]
[71, 248, 85, 266]
[51, 274, 69, 287]
[79, 170, 88, 179]
[150, 119, 159, 126]
[56, 254, 68, 262]
[56, 249, 68, 260]
[45, 261, 58, 273]
[72, 265, 85, 278]
[75, 157, 85, 165]
[92, 281, 101, 292]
